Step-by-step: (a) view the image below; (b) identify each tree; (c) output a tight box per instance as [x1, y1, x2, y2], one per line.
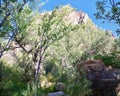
[95, 0, 120, 35]
[0, 0, 38, 28]
[1, 4, 115, 96]
[0, 0, 39, 59]
[12, 6, 75, 96]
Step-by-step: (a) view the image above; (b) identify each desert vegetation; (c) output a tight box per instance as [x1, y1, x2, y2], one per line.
[0, 0, 120, 96]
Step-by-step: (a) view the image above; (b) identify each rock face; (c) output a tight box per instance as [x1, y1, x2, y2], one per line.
[80, 60, 105, 72]
[1, 47, 22, 64]
[66, 11, 89, 25]
[77, 60, 120, 96]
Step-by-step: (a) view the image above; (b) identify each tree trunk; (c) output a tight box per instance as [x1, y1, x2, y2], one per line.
[34, 56, 42, 96]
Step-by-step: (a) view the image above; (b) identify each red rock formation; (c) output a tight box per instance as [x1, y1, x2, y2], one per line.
[77, 60, 105, 72]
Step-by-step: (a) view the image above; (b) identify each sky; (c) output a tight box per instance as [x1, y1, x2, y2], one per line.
[40, 0, 118, 36]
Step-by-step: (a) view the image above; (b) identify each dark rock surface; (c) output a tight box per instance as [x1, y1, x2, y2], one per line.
[78, 60, 120, 96]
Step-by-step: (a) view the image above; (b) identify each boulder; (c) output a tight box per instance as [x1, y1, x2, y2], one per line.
[77, 60, 120, 96]
[47, 91, 65, 96]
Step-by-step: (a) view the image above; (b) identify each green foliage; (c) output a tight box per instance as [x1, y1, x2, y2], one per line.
[94, 38, 120, 68]
[48, 17, 114, 66]
[43, 57, 91, 96]
[0, 61, 34, 96]
[0, 2, 33, 59]
[95, 0, 120, 35]
[1, 4, 119, 96]
[0, 0, 29, 36]
[39, 6, 117, 95]
[12, 5, 77, 96]
[43, 59, 56, 75]
[56, 67, 91, 96]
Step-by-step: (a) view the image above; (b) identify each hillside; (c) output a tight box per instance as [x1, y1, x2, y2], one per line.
[1, 5, 119, 96]
[1, 5, 114, 65]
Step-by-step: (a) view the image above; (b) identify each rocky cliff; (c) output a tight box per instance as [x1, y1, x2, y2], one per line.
[66, 11, 89, 25]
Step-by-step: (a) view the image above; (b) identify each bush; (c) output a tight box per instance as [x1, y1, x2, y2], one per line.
[0, 61, 34, 96]
[93, 39, 120, 68]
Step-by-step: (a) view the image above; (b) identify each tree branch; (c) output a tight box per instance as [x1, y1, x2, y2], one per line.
[0, 0, 28, 28]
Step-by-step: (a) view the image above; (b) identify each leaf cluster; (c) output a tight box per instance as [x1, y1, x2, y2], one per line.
[95, 0, 120, 35]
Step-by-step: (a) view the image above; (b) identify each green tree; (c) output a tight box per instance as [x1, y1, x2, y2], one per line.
[13, 6, 75, 96]
[0, 0, 28, 58]
[0, 0, 36, 28]
[1, 4, 115, 96]
[95, 0, 120, 35]
[0, 0, 40, 58]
